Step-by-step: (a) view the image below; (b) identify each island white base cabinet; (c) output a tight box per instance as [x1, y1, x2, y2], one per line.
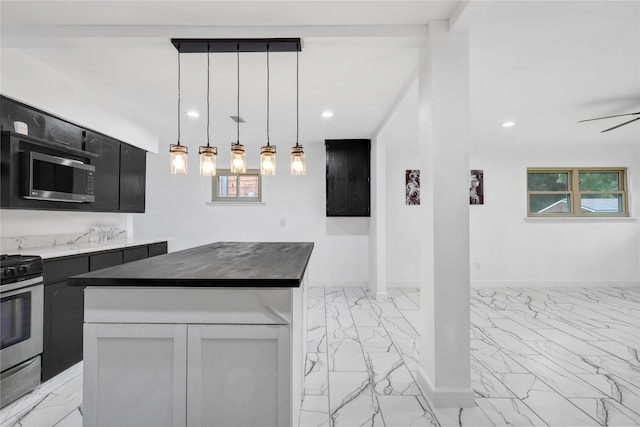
[82, 283, 306, 427]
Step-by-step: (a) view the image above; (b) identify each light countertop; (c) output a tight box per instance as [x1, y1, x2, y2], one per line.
[4, 237, 171, 260]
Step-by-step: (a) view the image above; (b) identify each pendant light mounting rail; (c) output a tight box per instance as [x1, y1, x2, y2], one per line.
[171, 38, 302, 53]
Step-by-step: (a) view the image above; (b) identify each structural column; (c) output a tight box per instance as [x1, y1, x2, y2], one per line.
[368, 136, 387, 300]
[417, 20, 473, 407]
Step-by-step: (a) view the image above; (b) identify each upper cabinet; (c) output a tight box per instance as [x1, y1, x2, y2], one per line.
[325, 139, 370, 217]
[0, 96, 147, 213]
[119, 142, 146, 213]
[84, 131, 120, 211]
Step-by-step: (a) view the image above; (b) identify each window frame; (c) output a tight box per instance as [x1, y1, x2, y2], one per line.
[211, 169, 263, 203]
[527, 167, 628, 218]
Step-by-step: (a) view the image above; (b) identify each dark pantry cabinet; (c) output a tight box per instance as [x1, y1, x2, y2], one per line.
[42, 242, 168, 381]
[325, 139, 371, 217]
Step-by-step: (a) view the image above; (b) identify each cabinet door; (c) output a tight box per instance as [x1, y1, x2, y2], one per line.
[123, 245, 148, 263]
[89, 251, 123, 271]
[84, 131, 120, 211]
[42, 256, 88, 381]
[120, 143, 146, 213]
[326, 143, 350, 216]
[42, 280, 85, 381]
[187, 324, 290, 427]
[83, 323, 187, 427]
[148, 241, 168, 258]
[347, 141, 370, 216]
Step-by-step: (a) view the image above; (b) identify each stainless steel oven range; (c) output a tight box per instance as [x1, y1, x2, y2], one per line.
[0, 254, 44, 408]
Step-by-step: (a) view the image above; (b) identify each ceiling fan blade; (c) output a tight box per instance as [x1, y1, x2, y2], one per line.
[578, 111, 640, 123]
[601, 116, 640, 133]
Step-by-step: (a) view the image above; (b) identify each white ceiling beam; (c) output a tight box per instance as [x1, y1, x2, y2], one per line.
[448, 1, 493, 33]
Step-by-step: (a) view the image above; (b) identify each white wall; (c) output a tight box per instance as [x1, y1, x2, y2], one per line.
[0, 48, 158, 245]
[470, 142, 640, 286]
[0, 49, 158, 153]
[133, 135, 370, 287]
[375, 80, 421, 288]
[376, 81, 640, 288]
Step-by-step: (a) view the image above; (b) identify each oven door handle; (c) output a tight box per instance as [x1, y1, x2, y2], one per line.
[0, 276, 44, 294]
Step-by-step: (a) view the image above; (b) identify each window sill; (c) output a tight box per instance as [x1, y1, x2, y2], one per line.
[524, 216, 636, 223]
[206, 202, 265, 206]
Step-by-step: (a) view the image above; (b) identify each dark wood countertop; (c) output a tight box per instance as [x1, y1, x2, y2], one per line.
[68, 241, 314, 288]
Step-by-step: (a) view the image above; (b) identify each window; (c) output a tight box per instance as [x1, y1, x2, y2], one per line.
[212, 169, 262, 203]
[527, 168, 628, 217]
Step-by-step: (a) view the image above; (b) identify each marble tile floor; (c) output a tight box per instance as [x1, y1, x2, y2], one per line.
[2, 286, 639, 427]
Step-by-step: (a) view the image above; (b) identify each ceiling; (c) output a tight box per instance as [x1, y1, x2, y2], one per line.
[1, 1, 639, 152]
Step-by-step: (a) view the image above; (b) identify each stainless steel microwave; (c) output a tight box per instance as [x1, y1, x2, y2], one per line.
[20, 151, 95, 203]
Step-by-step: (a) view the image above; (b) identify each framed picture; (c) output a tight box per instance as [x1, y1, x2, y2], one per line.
[405, 170, 420, 205]
[470, 169, 484, 205]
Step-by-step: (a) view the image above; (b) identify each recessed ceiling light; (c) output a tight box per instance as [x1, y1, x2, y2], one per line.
[322, 111, 334, 118]
[502, 121, 515, 127]
[187, 111, 200, 118]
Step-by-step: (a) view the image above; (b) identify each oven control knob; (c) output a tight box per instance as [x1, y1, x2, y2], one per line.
[18, 265, 29, 275]
[4, 267, 16, 277]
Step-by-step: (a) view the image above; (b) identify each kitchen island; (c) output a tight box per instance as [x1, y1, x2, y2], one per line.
[68, 241, 314, 427]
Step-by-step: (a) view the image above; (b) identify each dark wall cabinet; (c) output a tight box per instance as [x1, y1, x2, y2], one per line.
[119, 143, 146, 213]
[325, 139, 371, 217]
[0, 95, 146, 213]
[42, 242, 168, 381]
[84, 131, 120, 211]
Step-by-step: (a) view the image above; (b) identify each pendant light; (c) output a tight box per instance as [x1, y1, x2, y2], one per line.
[260, 49, 276, 176]
[230, 50, 246, 174]
[199, 49, 217, 176]
[170, 51, 188, 174]
[290, 50, 306, 176]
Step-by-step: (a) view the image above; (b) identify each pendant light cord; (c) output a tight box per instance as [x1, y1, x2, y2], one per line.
[177, 51, 181, 145]
[206, 49, 210, 147]
[236, 49, 240, 145]
[296, 49, 299, 147]
[266, 49, 270, 146]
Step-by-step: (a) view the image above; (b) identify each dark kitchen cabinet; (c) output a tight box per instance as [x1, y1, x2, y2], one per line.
[0, 95, 147, 213]
[42, 256, 89, 381]
[42, 241, 168, 381]
[123, 245, 148, 263]
[148, 241, 168, 258]
[119, 143, 146, 213]
[90, 251, 123, 271]
[325, 139, 370, 217]
[85, 131, 120, 211]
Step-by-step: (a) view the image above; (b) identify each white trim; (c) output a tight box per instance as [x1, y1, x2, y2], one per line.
[387, 281, 420, 288]
[308, 281, 368, 288]
[471, 280, 640, 288]
[523, 216, 636, 222]
[416, 367, 475, 408]
[206, 202, 265, 206]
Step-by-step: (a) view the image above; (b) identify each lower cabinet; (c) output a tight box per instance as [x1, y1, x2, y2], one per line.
[42, 241, 168, 381]
[83, 323, 290, 427]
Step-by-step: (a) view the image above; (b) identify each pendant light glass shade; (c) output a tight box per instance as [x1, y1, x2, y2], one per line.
[170, 51, 188, 174]
[290, 50, 306, 175]
[170, 144, 188, 174]
[199, 146, 217, 176]
[260, 145, 276, 175]
[199, 50, 217, 176]
[230, 143, 246, 173]
[290, 145, 306, 176]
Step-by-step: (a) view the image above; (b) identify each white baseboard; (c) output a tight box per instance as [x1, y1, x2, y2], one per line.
[387, 281, 420, 289]
[308, 281, 369, 288]
[416, 367, 475, 408]
[471, 280, 640, 288]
